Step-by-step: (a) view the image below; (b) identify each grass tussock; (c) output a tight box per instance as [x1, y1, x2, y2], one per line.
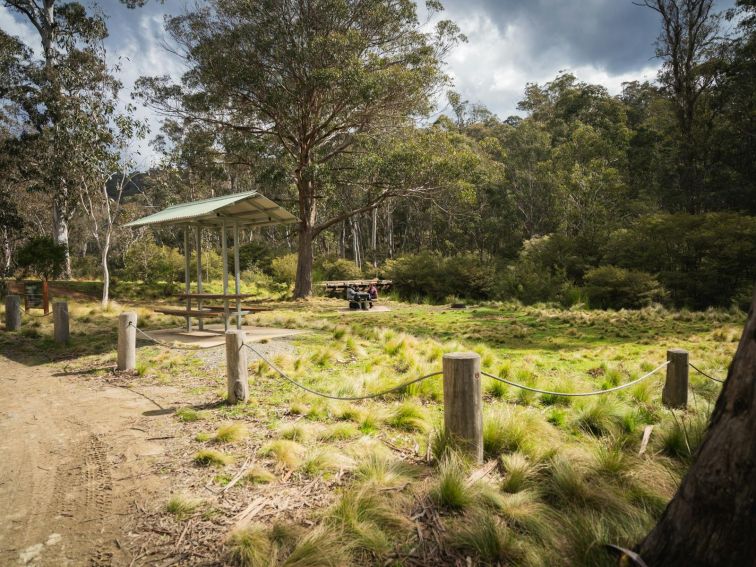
[500, 452, 538, 493]
[386, 402, 429, 432]
[260, 440, 306, 470]
[318, 422, 360, 441]
[166, 494, 202, 520]
[299, 449, 355, 477]
[175, 407, 205, 422]
[325, 488, 411, 554]
[227, 525, 274, 567]
[573, 398, 629, 437]
[430, 453, 474, 511]
[448, 512, 522, 565]
[244, 465, 277, 485]
[214, 422, 249, 444]
[354, 454, 420, 488]
[656, 410, 709, 463]
[194, 449, 234, 468]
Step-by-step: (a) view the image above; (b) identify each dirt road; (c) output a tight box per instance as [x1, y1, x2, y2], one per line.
[0, 356, 170, 566]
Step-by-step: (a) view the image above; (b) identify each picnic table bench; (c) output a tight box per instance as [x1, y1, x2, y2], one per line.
[320, 279, 392, 297]
[155, 293, 273, 332]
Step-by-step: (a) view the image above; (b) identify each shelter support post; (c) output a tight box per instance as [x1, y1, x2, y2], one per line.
[196, 225, 204, 331]
[184, 226, 192, 332]
[234, 224, 241, 330]
[221, 222, 229, 331]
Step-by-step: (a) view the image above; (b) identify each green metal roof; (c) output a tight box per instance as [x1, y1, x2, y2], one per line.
[124, 190, 298, 229]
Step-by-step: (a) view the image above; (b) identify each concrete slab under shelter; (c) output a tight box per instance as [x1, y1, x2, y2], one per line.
[145, 325, 307, 348]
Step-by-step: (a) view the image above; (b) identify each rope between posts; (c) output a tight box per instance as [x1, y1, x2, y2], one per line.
[243, 343, 442, 401]
[481, 360, 670, 397]
[688, 362, 724, 384]
[127, 321, 225, 350]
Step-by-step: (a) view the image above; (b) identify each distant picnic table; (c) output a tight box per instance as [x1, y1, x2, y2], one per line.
[320, 279, 392, 297]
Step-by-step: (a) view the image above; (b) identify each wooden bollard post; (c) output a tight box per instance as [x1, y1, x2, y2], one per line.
[5, 295, 21, 331]
[442, 352, 483, 463]
[117, 312, 137, 371]
[663, 348, 689, 409]
[53, 301, 69, 344]
[225, 330, 249, 404]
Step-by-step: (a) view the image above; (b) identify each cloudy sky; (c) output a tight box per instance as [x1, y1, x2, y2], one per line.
[0, 0, 731, 165]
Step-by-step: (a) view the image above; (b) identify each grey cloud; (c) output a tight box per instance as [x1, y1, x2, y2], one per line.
[441, 0, 661, 74]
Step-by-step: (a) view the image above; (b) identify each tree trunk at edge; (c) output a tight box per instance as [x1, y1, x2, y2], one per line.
[637, 286, 756, 566]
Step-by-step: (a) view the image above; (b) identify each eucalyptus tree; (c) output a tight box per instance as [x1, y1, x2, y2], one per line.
[2, 0, 110, 277]
[137, 0, 463, 297]
[639, 0, 723, 213]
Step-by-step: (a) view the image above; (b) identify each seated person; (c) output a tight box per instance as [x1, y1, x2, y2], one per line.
[367, 283, 378, 307]
[346, 286, 371, 310]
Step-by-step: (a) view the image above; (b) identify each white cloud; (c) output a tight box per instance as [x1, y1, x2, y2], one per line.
[0, 5, 42, 55]
[439, 11, 661, 119]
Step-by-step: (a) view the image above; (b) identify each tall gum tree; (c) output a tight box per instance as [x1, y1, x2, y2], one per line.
[2, 0, 109, 277]
[136, 0, 463, 297]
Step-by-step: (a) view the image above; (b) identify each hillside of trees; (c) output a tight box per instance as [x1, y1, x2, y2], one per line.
[1, 0, 754, 310]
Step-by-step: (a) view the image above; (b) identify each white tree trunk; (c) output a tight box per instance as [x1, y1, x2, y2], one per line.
[100, 239, 110, 308]
[53, 199, 71, 279]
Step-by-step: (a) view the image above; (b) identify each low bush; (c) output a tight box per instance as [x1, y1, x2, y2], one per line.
[316, 257, 363, 281]
[385, 252, 495, 302]
[270, 253, 298, 284]
[583, 266, 666, 309]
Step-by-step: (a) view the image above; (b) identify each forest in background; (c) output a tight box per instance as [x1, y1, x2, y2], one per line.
[1, 0, 754, 310]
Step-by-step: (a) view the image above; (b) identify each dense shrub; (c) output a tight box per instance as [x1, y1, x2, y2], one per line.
[385, 252, 495, 301]
[270, 253, 298, 283]
[497, 236, 578, 305]
[317, 257, 363, 281]
[603, 213, 756, 308]
[238, 241, 276, 274]
[15, 237, 67, 280]
[583, 266, 666, 309]
[121, 241, 185, 283]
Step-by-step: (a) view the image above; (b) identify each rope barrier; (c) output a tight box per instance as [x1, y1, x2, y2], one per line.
[689, 362, 724, 384]
[481, 360, 670, 397]
[243, 343, 442, 401]
[128, 321, 225, 351]
[22, 308, 52, 318]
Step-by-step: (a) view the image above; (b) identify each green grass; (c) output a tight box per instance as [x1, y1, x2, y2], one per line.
[325, 488, 411, 554]
[430, 453, 475, 511]
[449, 512, 522, 565]
[386, 402, 429, 432]
[500, 452, 537, 494]
[6, 296, 740, 567]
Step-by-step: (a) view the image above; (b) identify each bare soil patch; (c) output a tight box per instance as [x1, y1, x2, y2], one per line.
[0, 357, 171, 566]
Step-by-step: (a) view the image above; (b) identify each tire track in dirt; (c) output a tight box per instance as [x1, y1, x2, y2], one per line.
[0, 356, 171, 566]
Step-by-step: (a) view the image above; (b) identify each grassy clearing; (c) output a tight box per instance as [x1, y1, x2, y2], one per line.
[8, 296, 742, 566]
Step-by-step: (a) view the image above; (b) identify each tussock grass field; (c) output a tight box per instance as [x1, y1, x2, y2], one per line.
[0, 296, 743, 566]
